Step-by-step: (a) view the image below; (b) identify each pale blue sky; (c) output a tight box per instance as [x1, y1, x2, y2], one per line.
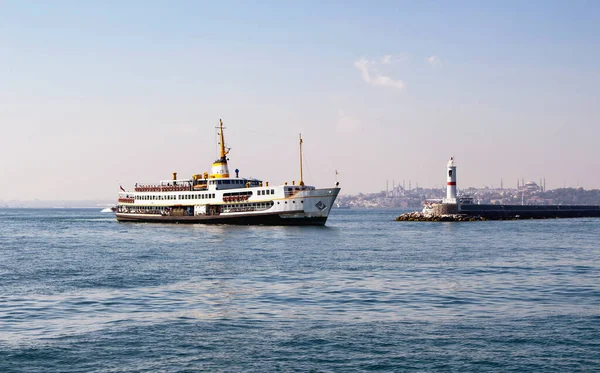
[1, 1, 599, 200]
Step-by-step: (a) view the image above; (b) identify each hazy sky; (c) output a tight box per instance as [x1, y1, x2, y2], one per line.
[2, 1, 600, 200]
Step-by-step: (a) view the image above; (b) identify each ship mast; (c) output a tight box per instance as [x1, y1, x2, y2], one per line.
[299, 133, 304, 186]
[218, 119, 229, 160]
[208, 119, 231, 179]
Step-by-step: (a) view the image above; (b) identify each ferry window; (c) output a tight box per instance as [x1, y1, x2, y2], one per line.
[266, 190, 270, 195]
[271, 189, 274, 194]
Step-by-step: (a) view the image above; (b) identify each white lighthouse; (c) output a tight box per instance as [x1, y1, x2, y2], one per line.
[443, 157, 457, 204]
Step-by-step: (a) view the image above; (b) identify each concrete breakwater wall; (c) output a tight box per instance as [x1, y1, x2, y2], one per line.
[396, 204, 600, 222]
[461, 204, 600, 219]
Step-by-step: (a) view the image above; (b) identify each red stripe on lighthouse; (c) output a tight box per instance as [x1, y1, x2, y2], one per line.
[447, 182, 456, 185]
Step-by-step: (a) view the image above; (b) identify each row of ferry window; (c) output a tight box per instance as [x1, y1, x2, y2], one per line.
[225, 202, 273, 209]
[134, 191, 276, 200]
[212, 179, 247, 185]
[135, 194, 216, 201]
[179, 194, 216, 200]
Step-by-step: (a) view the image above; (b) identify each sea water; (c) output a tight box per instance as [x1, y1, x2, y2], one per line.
[0, 208, 599, 372]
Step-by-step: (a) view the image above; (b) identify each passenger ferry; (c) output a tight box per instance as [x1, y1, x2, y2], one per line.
[115, 120, 340, 225]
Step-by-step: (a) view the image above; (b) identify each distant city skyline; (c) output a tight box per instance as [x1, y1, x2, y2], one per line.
[2, 1, 599, 200]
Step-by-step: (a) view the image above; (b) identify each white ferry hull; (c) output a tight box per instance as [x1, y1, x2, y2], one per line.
[116, 187, 340, 226]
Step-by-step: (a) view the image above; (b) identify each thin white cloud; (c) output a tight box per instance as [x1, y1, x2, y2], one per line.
[354, 57, 405, 90]
[381, 54, 411, 64]
[426, 55, 442, 68]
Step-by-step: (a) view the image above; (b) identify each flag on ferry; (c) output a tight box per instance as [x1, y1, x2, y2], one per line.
[119, 185, 125, 192]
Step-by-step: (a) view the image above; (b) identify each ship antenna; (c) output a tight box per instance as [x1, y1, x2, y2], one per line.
[218, 119, 230, 160]
[299, 133, 305, 186]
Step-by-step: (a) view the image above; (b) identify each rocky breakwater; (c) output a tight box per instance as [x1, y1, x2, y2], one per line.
[395, 211, 487, 222]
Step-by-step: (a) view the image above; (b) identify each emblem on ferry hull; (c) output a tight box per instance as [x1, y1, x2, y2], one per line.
[315, 201, 327, 211]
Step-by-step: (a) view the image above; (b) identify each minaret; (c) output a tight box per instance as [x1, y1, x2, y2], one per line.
[210, 119, 230, 178]
[444, 157, 457, 204]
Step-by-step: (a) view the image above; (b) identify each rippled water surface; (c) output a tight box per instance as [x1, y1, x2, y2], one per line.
[1, 208, 599, 372]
